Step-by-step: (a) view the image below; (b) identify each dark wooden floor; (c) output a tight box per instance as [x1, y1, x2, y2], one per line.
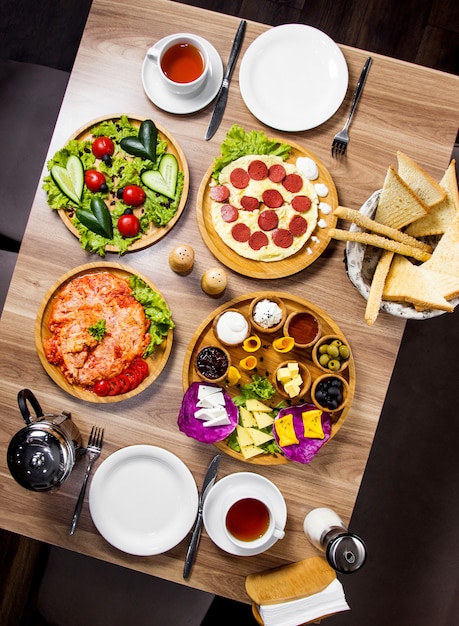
[1, 1, 458, 625]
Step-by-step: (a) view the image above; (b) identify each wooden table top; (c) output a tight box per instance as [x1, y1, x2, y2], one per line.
[0, 0, 458, 604]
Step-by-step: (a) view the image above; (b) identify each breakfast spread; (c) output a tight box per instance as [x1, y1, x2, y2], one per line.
[180, 293, 354, 464]
[42, 115, 188, 255]
[37, 265, 174, 401]
[333, 153, 459, 324]
[197, 125, 338, 279]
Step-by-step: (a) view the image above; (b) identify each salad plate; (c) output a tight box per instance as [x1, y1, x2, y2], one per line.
[239, 24, 348, 132]
[142, 35, 223, 114]
[197, 128, 338, 279]
[43, 115, 189, 255]
[202, 472, 287, 556]
[181, 291, 355, 465]
[89, 445, 198, 556]
[35, 262, 173, 403]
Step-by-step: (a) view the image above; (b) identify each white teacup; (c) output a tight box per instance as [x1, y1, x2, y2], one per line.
[223, 495, 285, 550]
[148, 34, 209, 96]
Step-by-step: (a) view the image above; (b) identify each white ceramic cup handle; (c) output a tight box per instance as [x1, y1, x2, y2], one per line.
[274, 527, 285, 540]
[147, 46, 160, 62]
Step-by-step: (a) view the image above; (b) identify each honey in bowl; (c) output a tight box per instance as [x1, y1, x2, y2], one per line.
[161, 42, 204, 83]
[225, 498, 270, 542]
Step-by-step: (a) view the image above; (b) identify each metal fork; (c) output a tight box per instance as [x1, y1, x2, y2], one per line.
[70, 425, 104, 535]
[331, 56, 373, 158]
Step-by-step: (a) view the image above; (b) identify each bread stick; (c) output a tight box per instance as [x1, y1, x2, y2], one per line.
[329, 228, 432, 262]
[334, 206, 432, 252]
[364, 250, 394, 326]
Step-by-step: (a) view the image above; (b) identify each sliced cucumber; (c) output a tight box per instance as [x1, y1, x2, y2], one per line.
[141, 153, 178, 200]
[51, 155, 84, 204]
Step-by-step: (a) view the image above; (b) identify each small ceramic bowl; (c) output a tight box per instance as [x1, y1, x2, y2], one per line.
[283, 310, 321, 349]
[195, 345, 230, 384]
[249, 296, 287, 334]
[311, 374, 349, 412]
[312, 334, 351, 374]
[213, 309, 251, 347]
[273, 360, 311, 400]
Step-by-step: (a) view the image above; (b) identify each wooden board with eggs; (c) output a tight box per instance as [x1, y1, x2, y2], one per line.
[179, 292, 355, 465]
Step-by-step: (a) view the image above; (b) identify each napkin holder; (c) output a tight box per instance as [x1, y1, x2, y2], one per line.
[245, 556, 341, 625]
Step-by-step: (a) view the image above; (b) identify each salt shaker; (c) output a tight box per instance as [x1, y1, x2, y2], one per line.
[303, 507, 366, 574]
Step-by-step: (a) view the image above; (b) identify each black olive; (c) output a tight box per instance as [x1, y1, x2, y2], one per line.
[102, 154, 112, 166]
[117, 188, 124, 199]
[99, 183, 108, 193]
[123, 208, 134, 215]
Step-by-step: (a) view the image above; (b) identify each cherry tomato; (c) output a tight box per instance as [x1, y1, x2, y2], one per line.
[85, 169, 106, 192]
[94, 380, 110, 396]
[118, 213, 140, 237]
[92, 136, 115, 159]
[130, 358, 149, 380]
[123, 185, 146, 207]
[116, 374, 132, 395]
[123, 369, 141, 390]
[107, 377, 122, 396]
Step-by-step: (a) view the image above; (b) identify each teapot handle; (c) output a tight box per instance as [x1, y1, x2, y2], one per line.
[18, 389, 44, 426]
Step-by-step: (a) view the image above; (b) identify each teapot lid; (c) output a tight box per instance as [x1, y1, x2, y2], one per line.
[7, 422, 74, 491]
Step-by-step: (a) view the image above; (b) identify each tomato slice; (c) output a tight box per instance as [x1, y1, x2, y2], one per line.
[117, 373, 132, 395]
[94, 380, 110, 396]
[107, 377, 122, 396]
[123, 369, 141, 390]
[130, 358, 149, 380]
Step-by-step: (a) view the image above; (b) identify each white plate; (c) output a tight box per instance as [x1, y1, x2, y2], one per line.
[142, 34, 223, 114]
[239, 24, 348, 132]
[89, 445, 198, 556]
[345, 190, 459, 319]
[202, 472, 287, 556]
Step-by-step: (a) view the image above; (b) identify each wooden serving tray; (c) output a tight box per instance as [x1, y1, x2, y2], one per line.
[182, 292, 355, 464]
[56, 115, 189, 253]
[196, 140, 338, 279]
[35, 262, 173, 403]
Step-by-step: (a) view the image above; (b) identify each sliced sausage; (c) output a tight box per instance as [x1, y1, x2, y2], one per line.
[262, 189, 284, 209]
[292, 195, 312, 212]
[249, 231, 269, 251]
[241, 196, 260, 211]
[268, 163, 286, 183]
[282, 173, 303, 193]
[231, 222, 251, 242]
[220, 204, 238, 223]
[258, 209, 279, 231]
[248, 159, 268, 181]
[272, 228, 293, 249]
[230, 168, 250, 189]
[210, 185, 230, 202]
[289, 214, 308, 237]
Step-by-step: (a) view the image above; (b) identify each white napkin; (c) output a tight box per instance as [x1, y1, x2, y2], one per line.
[258, 578, 350, 626]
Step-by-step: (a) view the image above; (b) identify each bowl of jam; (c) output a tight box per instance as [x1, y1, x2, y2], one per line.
[283, 310, 321, 349]
[195, 345, 230, 383]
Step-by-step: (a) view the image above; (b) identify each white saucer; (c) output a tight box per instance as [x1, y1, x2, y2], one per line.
[202, 472, 287, 556]
[142, 34, 223, 114]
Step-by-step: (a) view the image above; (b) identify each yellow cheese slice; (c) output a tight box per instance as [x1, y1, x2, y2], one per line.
[240, 444, 264, 459]
[239, 406, 258, 428]
[246, 399, 272, 412]
[247, 427, 274, 446]
[274, 414, 299, 447]
[302, 410, 324, 439]
[253, 410, 274, 429]
[236, 424, 254, 448]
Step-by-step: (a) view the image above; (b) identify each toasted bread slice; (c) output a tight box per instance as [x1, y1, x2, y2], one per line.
[382, 254, 453, 311]
[365, 250, 394, 326]
[418, 268, 459, 301]
[397, 151, 446, 207]
[405, 160, 459, 237]
[375, 165, 430, 229]
[421, 218, 459, 277]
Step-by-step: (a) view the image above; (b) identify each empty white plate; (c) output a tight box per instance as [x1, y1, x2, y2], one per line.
[239, 24, 348, 132]
[89, 445, 198, 555]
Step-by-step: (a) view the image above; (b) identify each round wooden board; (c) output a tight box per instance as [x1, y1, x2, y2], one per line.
[35, 262, 173, 403]
[55, 114, 189, 253]
[182, 291, 355, 464]
[196, 140, 338, 279]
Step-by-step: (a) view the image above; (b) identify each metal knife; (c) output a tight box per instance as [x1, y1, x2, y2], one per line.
[183, 454, 221, 578]
[205, 20, 247, 140]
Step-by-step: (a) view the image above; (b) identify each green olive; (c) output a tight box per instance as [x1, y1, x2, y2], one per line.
[326, 344, 340, 358]
[319, 354, 330, 366]
[339, 345, 350, 359]
[331, 339, 343, 348]
[328, 359, 341, 371]
[319, 344, 329, 354]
